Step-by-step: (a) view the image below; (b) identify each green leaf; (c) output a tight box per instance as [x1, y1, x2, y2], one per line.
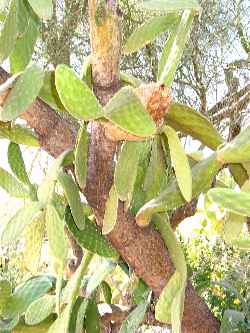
[165, 103, 223, 150]
[55, 64, 103, 120]
[153, 214, 187, 277]
[155, 271, 181, 324]
[10, 318, 54, 332]
[0, 279, 13, 319]
[208, 188, 250, 217]
[0, 316, 19, 331]
[0, 302, 18, 325]
[1, 201, 41, 245]
[120, 72, 141, 88]
[129, 141, 153, 214]
[119, 292, 151, 333]
[0, 279, 12, 299]
[61, 253, 93, 306]
[46, 204, 68, 270]
[114, 141, 142, 206]
[0, 123, 39, 146]
[158, 10, 194, 86]
[164, 126, 192, 202]
[0, 12, 6, 22]
[171, 290, 184, 333]
[55, 272, 63, 315]
[231, 236, 250, 250]
[8, 142, 31, 186]
[67, 299, 84, 332]
[102, 185, 118, 235]
[75, 298, 89, 332]
[16, 0, 29, 35]
[80, 55, 92, 89]
[143, 137, 167, 201]
[0, 0, 18, 64]
[39, 71, 65, 112]
[100, 281, 112, 304]
[154, 214, 186, 328]
[220, 310, 245, 333]
[0, 166, 29, 198]
[85, 299, 100, 333]
[47, 305, 70, 333]
[75, 125, 89, 189]
[223, 213, 245, 244]
[58, 171, 85, 230]
[223, 176, 250, 243]
[0, 275, 54, 333]
[136, 154, 220, 227]
[124, 14, 179, 54]
[229, 164, 248, 188]
[141, 0, 201, 12]
[27, 0, 53, 20]
[13, 275, 55, 316]
[104, 86, 156, 138]
[25, 295, 55, 325]
[10, 4, 39, 73]
[37, 150, 72, 207]
[132, 279, 149, 305]
[115, 142, 141, 202]
[86, 260, 116, 297]
[0, 65, 44, 121]
[217, 125, 250, 164]
[50, 252, 93, 333]
[23, 212, 45, 273]
[64, 206, 119, 258]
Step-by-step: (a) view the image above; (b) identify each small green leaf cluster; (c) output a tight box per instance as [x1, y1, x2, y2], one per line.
[0, 144, 118, 332]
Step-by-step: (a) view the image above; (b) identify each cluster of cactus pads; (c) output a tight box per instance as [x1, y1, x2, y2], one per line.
[0, 0, 249, 332]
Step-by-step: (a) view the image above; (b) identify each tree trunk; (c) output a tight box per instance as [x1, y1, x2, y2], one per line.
[85, 1, 220, 332]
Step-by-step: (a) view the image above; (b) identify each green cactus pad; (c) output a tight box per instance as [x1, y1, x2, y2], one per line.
[55, 64, 103, 121]
[104, 86, 156, 138]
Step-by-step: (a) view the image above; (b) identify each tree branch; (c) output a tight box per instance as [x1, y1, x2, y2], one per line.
[191, 47, 207, 115]
[226, 57, 250, 70]
[170, 198, 198, 230]
[209, 83, 250, 118]
[210, 87, 250, 123]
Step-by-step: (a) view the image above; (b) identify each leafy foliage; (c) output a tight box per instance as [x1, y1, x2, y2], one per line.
[114, 141, 142, 206]
[27, 0, 53, 20]
[124, 14, 179, 54]
[104, 86, 156, 137]
[164, 125, 192, 201]
[154, 214, 187, 331]
[0, 0, 249, 332]
[1, 65, 44, 121]
[158, 10, 195, 86]
[102, 184, 119, 235]
[55, 64, 103, 120]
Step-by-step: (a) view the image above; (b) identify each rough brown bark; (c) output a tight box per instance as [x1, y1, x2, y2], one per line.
[170, 198, 198, 230]
[0, 3, 220, 329]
